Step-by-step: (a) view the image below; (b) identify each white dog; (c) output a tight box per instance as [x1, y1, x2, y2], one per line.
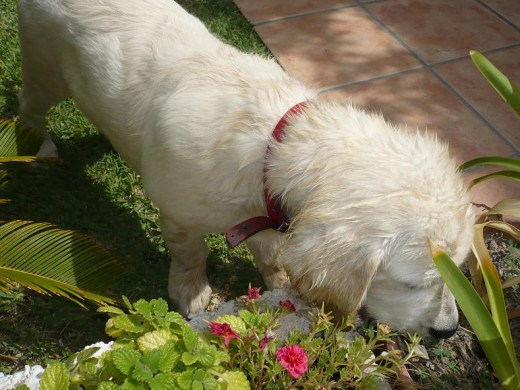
[17, 0, 474, 337]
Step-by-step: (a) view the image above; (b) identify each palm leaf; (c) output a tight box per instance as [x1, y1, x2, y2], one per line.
[0, 119, 44, 156]
[0, 220, 126, 307]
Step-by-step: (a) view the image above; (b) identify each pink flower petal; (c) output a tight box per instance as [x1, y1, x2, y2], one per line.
[276, 345, 308, 379]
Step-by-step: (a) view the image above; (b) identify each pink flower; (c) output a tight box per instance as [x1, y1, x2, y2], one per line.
[276, 345, 308, 379]
[248, 287, 260, 301]
[209, 322, 239, 348]
[279, 299, 296, 312]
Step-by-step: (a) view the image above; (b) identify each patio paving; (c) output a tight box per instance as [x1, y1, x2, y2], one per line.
[233, 0, 520, 210]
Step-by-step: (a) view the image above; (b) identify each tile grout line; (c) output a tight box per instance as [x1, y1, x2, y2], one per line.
[476, 0, 520, 33]
[320, 42, 520, 93]
[239, 0, 520, 154]
[354, 0, 520, 155]
[251, 3, 358, 27]
[318, 66, 423, 94]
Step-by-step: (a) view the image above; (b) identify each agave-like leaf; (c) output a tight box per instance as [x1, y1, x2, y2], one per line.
[0, 220, 126, 307]
[431, 242, 520, 389]
[467, 171, 520, 188]
[483, 198, 520, 220]
[470, 50, 520, 116]
[503, 276, 520, 290]
[0, 119, 44, 156]
[460, 155, 520, 173]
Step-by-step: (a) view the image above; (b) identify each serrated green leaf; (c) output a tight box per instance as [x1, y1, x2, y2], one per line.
[198, 345, 216, 368]
[182, 326, 200, 352]
[176, 370, 193, 389]
[133, 300, 153, 322]
[112, 314, 145, 333]
[121, 378, 147, 390]
[98, 305, 126, 316]
[213, 350, 230, 366]
[75, 347, 100, 366]
[82, 361, 99, 375]
[122, 296, 134, 311]
[217, 370, 249, 390]
[213, 315, 247, 336]
[40, 362, 70, 390]
[98, 382, 121, 390]
[193, 369, 218, 390]
[105, 318, 125, 338]
[149, 373, 180, 390]
[182, 351, 199, 366]
[137, 329, 177, 352]
[131, 360, 154, 382]
[165, 312, 187, 328]
[151, 298, 168, 317]
[112, 348, 141, 375]
[142, 349, 162, 373]
[157, 344, 181, 373]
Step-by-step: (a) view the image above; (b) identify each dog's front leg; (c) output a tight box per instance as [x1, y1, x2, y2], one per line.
[246, 231, 288, 290]
[160, 216, 211, 316]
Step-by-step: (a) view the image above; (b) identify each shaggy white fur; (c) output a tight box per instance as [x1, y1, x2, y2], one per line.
[17, 0, 474, 337]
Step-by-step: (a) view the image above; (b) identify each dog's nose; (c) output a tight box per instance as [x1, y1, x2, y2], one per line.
[429, 324, 458, 339]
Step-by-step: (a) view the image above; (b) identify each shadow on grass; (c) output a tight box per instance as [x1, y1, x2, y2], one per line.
[0, 0, 269, 371]
[0, 126, 264, 371]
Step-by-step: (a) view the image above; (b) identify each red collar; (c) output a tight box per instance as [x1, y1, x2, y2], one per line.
[225, 102, 307, 248]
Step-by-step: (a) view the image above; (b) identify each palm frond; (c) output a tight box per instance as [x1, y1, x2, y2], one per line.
[0, 220, 126, 307]
[0, 119, 44, 156]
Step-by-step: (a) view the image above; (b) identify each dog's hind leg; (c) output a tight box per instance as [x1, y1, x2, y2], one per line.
[17, 13, 69, 157]
[246, 231, 288, 290]
[161, 216, 212, 316]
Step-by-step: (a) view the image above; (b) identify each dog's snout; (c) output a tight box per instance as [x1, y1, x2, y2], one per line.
[429, 324, 458, 339]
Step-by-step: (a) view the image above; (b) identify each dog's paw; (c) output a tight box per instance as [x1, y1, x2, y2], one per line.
[262, 268, 289, 290]
[36, 138, 59, 159]
[169, 281, 212, 317]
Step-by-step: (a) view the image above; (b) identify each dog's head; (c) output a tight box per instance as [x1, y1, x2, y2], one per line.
[271, 103, 475, 338]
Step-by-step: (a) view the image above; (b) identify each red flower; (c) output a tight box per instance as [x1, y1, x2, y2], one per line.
[248, 287, 260, 301]
[209, 322, 239, 348]
[279, 299, 296, 312]
[259, 331, 275, 351]
[276, 345, 308, 379]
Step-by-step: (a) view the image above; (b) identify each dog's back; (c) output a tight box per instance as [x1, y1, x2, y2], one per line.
[18, 0, 216, 168]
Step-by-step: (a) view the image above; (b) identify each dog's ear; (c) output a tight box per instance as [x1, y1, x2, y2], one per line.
[278, 219, 381, 316]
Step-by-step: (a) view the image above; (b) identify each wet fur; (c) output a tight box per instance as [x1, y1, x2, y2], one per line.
[17, 0, 474, 336]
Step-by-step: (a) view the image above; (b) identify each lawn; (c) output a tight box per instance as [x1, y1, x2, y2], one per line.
[0, 0, 268, 373]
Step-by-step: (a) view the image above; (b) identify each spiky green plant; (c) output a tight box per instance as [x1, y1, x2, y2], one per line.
[431, 51, 520, 389]
[0, 119, 125, 307]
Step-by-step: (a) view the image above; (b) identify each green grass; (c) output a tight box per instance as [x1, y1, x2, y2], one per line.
[0, 0, 267, 373]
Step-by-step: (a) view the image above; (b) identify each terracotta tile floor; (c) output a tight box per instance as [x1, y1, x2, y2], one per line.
[234, 0, 520, 209]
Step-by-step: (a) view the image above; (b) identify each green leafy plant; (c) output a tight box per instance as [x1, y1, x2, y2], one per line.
[431, 51, 520, 389]
[32, 291, 421, 389]
[431, 243, 519, 390]
[0, 119, 125, 306]
[36, 296, 249, 390]
[201, 289, 421, 389]
[460, 51, 520, 317]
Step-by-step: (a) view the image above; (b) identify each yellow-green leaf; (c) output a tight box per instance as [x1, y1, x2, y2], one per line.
[470, 50, 520, 116]
[40, 362, 70, 390]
